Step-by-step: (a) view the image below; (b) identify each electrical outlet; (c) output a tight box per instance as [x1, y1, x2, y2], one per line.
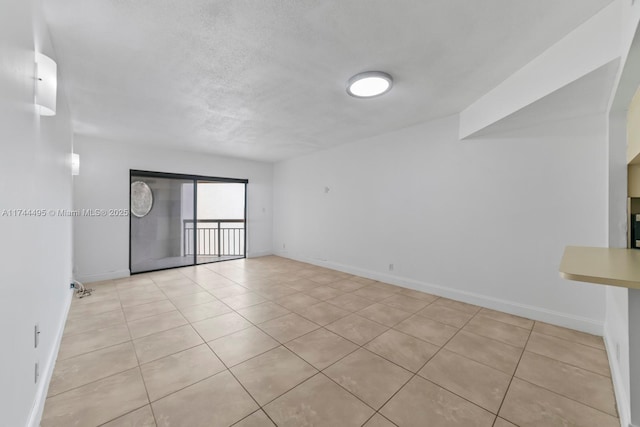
[388, 263, 394, 271]
[34, 362, 39, 384]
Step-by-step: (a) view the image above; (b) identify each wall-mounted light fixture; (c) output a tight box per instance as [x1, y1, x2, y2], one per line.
[71, 153, 80, 176]
[35, 53, 57, 116]
[346, 71, 393, 98]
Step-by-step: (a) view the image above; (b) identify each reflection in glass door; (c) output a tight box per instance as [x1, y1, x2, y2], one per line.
[130, 171, 247, 274]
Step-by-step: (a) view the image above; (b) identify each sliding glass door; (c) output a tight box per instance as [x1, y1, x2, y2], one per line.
[193, 180, 246, 264]
[130, 170, 247, 274]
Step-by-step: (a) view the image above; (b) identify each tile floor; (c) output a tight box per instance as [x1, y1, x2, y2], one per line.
[41, 256, 619, 427]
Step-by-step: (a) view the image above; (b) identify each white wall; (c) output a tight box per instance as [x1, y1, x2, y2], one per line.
[604, 2, 640, 425]
[0, 1, 74, 426]
[274, 113, 608, 333]
[73, 136, 273, 281]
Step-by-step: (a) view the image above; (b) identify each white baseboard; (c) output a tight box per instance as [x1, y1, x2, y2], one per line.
[276, 251, 604, 335]
[247, 250, 274, 259]
[27, 289, 73, 427]
[76, 269, 130, 283]
[604, 321, 631, 427]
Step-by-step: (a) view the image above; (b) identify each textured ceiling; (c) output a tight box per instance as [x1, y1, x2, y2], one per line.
[43, 0, 613, 162]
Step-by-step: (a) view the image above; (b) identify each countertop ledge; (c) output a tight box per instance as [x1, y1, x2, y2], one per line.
[560, 246, 640, 289]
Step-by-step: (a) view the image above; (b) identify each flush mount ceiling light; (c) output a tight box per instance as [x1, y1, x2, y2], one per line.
[346, 71, 393, 98]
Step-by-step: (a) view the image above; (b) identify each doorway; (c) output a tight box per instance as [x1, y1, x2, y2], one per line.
[129, 170, 247, 274]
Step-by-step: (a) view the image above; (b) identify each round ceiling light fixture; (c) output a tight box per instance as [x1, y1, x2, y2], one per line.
[346, 71, 393, 98]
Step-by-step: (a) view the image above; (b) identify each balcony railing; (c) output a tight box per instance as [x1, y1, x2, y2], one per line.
[183, 219, 245, 257]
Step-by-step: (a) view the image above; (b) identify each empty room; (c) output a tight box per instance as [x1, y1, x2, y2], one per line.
[4, 0, 640, 426]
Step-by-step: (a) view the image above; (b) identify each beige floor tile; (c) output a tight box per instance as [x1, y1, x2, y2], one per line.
[394, 315, 457, 346]
[380, 294, 430, 312]
[398, 288, 439, 302]
[499, 378, 619, 427]
[357, 303, 412, 327]
[416, 303, 474, 328]
[117, 284, 162, 301]
[178, 300, 232, 323]
[123, 300, 177, 322]
[191, 312, 253, 341]
[127, 310, 188, 340]
[286, 328, 358, 370]
[325, 348, 412, 409]
[231, 346, 317, 405]
[241, 278, 279, 290]
[351, 276, 377, 285]
[237, 301, 291, 324]
[476, 308, 534, 330]
[430, 298, 481, 315]
[152, 275, 193, 286]
[42, 368, 148, 427]
[275, 292, 321, 312]
[286, 278, 320, 292]
[444, 330, 522, 375]
[308, 273, 343, 285]
[207, 284, 250, 299]
[63, 308, 125, 336]
[168, 291, 217, 309]
[526, 332, 610, 376]
[364, 414, 397, 427]
[133, 325, 203, 364]
[464, 316, 530, 348]
[370, 282, 403, 292]
[101, 405, 156, 427]
[326, 314, 389, 345]
[151, 370, 258, 427]
[306, 286, 344, 300]
[81, 280, 116, 290]
[158, 283, 206, 299]
[327, 293, 375, 312]
[419, 349, 511, 413]
[119, 290, 169, 308]
[258, 313, 320, 343]
[48, 342, 138, 396]
[57, 323, 130, 360]
[533, 321, 605, 349]
[353, 286, 398, 302]
[298, 302, 350, 325]
[197, 276, 238, 290]
[208, 326, 279, 367]
[264, 374, 374, 426]
[255, 284, 298, 299]
[221, 292, 268, 309]
[45, 257, 620, 427]
[515, 351, 616, 416]
[365, 329, 439, 372]
[233, 410, 276, 427]
[326, 279, 368, 292]
[381, 375, 494, 427]
[67, 298, 122, 319]
[493, 418, 517, 427]
[141, 344, 225, 401]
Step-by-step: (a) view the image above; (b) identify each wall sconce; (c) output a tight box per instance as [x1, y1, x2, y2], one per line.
[71, 153, 80, 176]
[35, 53, 57, 116]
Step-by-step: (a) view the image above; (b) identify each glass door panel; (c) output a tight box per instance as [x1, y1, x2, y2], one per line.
[130, 175, 194, 273]
[195, 181, 246, 264]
